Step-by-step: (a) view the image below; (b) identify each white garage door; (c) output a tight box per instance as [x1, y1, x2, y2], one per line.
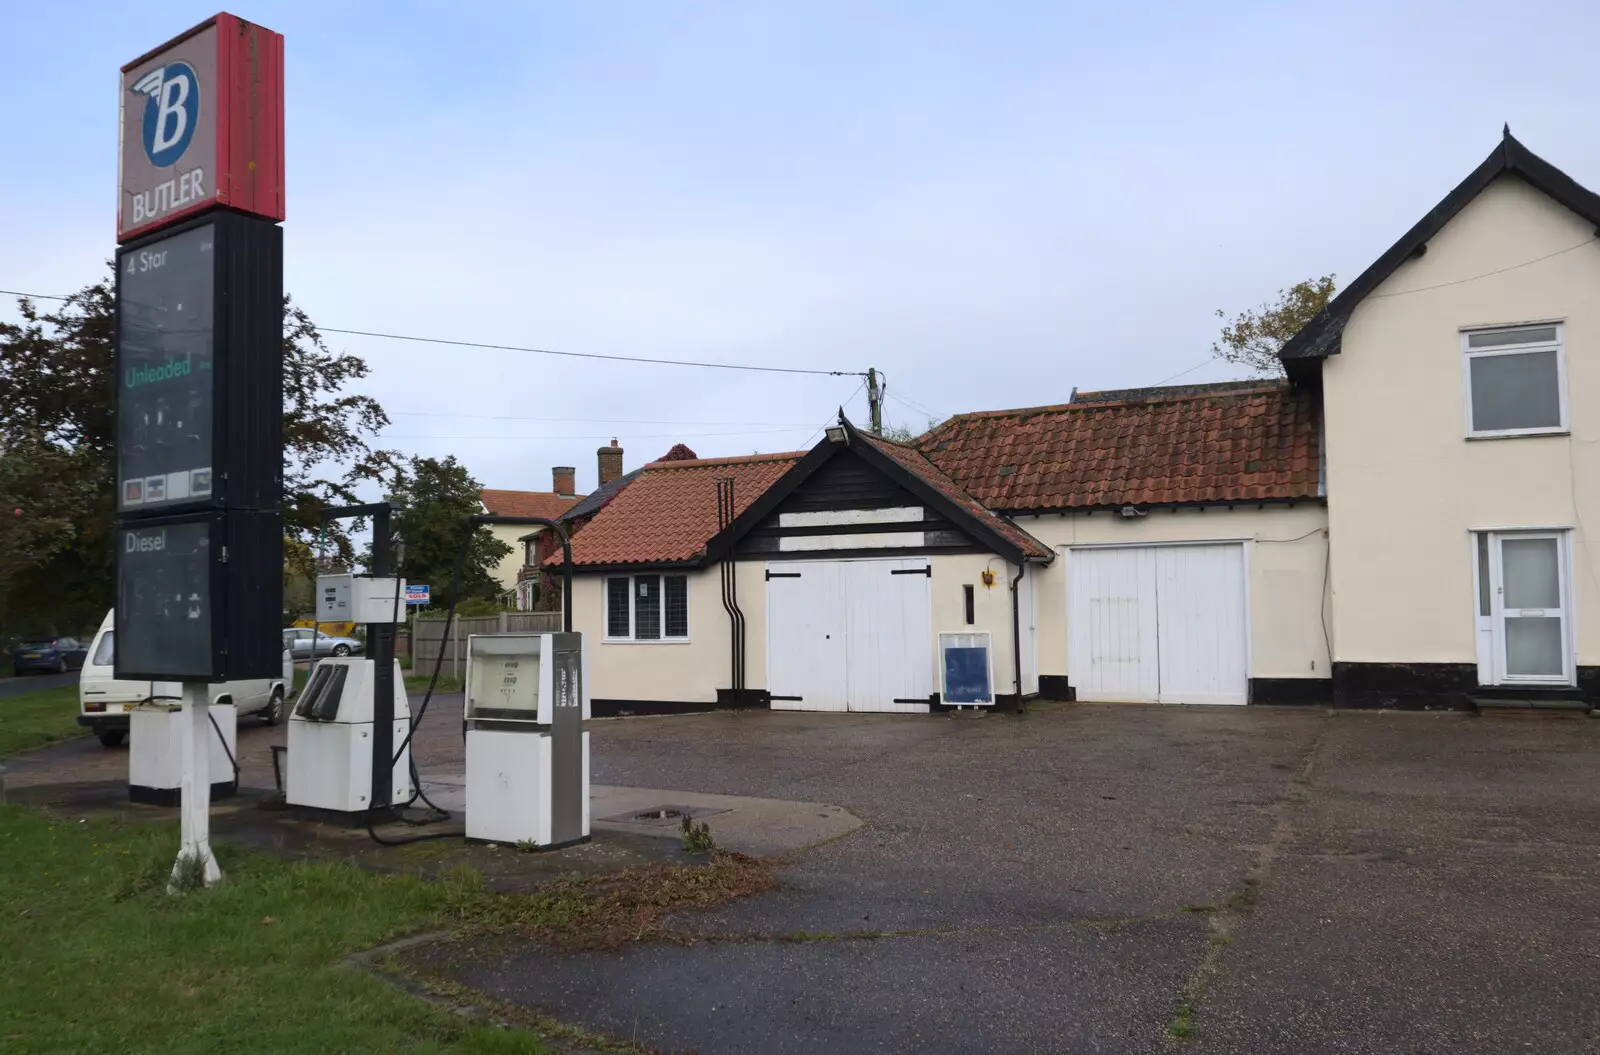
[1068, 543, 1248, 705]
[766, 557, 934, 713]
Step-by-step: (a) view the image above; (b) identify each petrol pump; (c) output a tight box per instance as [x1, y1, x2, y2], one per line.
[284, 504, 413, 821]
[463, 632, 590, 847]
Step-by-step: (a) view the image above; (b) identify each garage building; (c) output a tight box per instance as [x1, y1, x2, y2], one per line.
[554, 382, 1328, 714]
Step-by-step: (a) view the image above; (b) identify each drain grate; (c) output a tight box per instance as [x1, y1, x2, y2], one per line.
[602, 804, 732, 827]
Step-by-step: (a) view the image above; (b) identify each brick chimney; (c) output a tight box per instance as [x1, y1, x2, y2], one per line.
[552, 466, 576, 497]
[597, 439, 623, 487]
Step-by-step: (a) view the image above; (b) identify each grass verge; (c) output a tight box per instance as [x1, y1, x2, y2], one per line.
[448, 851, 777, 951]
[0, 804, 551, 1053]
[0, 685, 86, 759]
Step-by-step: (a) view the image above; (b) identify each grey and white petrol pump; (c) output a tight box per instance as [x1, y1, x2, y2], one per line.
[285, 567, 413, 817]
[463, 632, 590, 847]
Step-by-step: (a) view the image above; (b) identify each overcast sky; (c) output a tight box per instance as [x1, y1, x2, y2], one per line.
[6, 1, 1599, 498]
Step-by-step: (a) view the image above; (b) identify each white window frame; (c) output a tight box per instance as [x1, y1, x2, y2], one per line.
[1461, 322, 1568, 439]
[603, 572, 691, 644]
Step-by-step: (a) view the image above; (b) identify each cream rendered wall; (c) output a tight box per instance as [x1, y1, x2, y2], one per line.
[1326, 176, 1600, 666]
[573, 564, 768, 703]
[1018, 505, 1332, 682]
[929, 553, 1025, 697]
[487, 524, 529, 592]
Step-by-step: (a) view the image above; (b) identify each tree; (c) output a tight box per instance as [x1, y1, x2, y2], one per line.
[0, 276, 398, 631]
[380, 455, 511, 609]
[0, 441, 100, 628]
[877, 416, 943, 443]
[1213, 275, 1337, 375]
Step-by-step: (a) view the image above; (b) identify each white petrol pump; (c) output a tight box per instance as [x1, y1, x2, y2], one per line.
[285, 571, 413, 817]
[128, 691, 238, 807]
[464, 632, 590, 848]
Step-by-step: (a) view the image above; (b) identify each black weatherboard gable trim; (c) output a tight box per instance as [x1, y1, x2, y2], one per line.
[700, 441, 840, 564]
[840, 417, 1039, 565]
[1279, 129, 1600, 379]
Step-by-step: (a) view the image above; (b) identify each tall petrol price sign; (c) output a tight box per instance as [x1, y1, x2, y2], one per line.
[114, 14, 285, 684]
[114, 13, 284, 888]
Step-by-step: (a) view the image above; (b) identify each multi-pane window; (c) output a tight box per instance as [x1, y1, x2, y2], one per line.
[604, 573, 689, 640]
[1463, 324, 1566, 436]
[606, 578, 631, 638]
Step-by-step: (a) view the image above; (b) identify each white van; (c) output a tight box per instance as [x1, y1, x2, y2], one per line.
[77, 610, 292, 747]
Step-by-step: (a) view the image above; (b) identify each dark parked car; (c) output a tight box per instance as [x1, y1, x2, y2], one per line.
[10, 636, 89, 674]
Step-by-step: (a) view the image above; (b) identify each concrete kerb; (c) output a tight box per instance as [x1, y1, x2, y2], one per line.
[417, 772, 864, 859]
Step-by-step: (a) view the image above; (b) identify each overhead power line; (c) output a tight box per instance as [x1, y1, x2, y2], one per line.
[382, 425, 820, 442]
[390, 410, 820, 427]
[0, 287, 864, 379]
[1149, 357, 1217, 387]
[316, 326, 863, 377]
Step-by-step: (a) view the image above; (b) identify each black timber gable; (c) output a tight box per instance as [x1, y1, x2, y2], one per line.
[735, 447, 978, 558]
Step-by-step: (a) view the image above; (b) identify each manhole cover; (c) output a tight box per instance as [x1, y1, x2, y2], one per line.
[601, 804, 733, 827]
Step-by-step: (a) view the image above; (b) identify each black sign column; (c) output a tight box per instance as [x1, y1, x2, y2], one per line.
[114, 15, 286, 683]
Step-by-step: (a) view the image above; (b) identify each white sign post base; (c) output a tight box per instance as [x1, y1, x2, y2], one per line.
[170, 682, 221, 891]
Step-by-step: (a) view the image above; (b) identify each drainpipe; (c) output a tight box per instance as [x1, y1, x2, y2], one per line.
[1010, 562, 1025, 706]
[715, 478, 747, 702]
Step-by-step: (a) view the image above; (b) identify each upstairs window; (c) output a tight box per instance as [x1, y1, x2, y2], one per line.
[605, 573, 690, 641]
[1463, 324, 1566, 437]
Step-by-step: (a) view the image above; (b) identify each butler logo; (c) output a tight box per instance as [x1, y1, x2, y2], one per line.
[132, 62, 199, 167]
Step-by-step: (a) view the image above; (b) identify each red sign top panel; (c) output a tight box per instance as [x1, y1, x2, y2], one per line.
[118, 12, 284, 242]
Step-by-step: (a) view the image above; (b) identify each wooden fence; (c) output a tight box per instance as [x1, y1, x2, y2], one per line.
[410, 611, 564, 678]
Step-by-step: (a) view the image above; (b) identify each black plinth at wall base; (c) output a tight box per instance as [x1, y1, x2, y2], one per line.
[593, 699, 727, 718]
[1331, 663, 1480, 710]
[1037, 675, 1075, 701]
[129, 781, 237, 807]
[714, 689, 772, 709]
[1332, 663, 1600, 710]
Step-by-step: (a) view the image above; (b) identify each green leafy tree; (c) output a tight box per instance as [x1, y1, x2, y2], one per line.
[0, 441, 101, 630]
[0, 278, 397, 632]
[1213, 275, 1337, 375]
[381, 455, 511, 609]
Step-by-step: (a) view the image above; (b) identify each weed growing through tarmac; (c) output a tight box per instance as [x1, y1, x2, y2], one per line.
[445, 851, 776, 952]
[1168, 1001, 1196, 1039]
[514, 839, 540, 854]
[680, 813, 716, 854]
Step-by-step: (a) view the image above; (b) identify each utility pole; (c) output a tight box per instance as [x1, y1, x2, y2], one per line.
[867, 367, 883, 433]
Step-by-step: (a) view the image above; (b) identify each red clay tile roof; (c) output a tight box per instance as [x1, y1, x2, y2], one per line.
[556, 452, 804, 566]
[479, 489, 585, 520]
[850, 428, 1054, 560]
[917, 381, 1320, 510]
[658, 444, 699, 462]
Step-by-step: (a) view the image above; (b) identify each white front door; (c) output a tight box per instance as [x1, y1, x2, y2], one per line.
[765, 558, 934, 712]
[1489, 532, 1573, 685]
[1068, 543, 1249, 705]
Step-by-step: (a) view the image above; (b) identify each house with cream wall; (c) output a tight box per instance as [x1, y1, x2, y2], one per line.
[554, 130, 1595, 716]
[1282, 130, 1600, 708]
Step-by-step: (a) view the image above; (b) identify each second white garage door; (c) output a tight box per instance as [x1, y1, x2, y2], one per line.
[1068, 543, 1249, 705]
[766, 557, 934, 713]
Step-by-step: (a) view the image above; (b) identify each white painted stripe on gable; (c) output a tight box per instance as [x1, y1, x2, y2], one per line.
[778, 531, 927, 552]
[779, 506, 924, 528]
